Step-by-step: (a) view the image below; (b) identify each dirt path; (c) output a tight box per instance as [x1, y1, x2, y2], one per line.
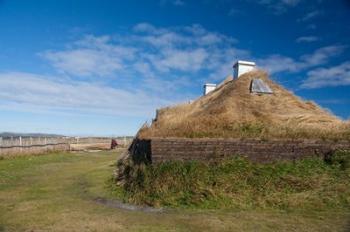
[0, 151, 349, 232]
[94, 197, 164, 213]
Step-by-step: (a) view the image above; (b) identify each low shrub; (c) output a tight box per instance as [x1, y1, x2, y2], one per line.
[327, 150, 350, 170]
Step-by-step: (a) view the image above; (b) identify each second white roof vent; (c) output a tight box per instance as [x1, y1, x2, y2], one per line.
[203, 83, 217, 96]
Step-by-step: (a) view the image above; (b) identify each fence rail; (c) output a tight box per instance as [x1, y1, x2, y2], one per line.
[0, 136, 131, 157]
[0, 137, 127, 148]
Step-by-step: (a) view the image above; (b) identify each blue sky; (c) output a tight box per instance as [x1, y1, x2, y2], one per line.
[0, 0, 349, 136]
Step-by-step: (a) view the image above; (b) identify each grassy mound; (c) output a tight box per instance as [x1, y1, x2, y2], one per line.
[113, 151, 350, 210]
[139, 70, 350, 140]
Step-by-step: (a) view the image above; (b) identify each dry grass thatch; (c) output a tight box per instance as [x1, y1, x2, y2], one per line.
[139, 70, 350, 140]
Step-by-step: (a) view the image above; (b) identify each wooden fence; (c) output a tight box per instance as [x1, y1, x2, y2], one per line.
[0, 136, 131, 157]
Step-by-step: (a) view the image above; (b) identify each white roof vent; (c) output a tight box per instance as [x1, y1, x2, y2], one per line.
[233, 60, 256, 78]
[203, 83, 217, 96]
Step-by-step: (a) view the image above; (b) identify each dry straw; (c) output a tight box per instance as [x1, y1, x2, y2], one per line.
[139, 70, 350, 140]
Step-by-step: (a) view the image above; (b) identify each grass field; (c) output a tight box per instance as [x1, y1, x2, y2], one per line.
[0, 151, 349, 231]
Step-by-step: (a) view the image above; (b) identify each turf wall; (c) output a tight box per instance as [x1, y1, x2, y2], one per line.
[130, 138, 350, 164]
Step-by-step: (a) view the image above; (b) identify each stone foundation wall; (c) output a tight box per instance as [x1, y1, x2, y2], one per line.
[131, 138, 350, 164]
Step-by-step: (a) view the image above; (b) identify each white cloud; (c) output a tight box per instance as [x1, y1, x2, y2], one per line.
[132, 23, 151, 33]
[258, 55, 301, 73]
[148, 48, 209, 72]
[301, 62, 350, 89]
[39, 23, 347, 88]
[160, 0, 185, 6]
[132, 23, 234, 47]
[256, 0, 301, 14]
[5, 24, 247, 119]
[258, 45, 346, 74]
[298, 10, 321, 22]
[300, 45, 345, 67]
[11, 23, 347, 120]
[281, 0, 300, 6]
[173, 0, 185, 6]
[307, 24, 317, 30]
[296, 36, 319, 43]
[41, 35, 136, 77]
[41, 23, 239, 80]
[228, 8, 241, 16]
[139, 32, 192, 48]
[0, 72, 171, 117]
[42, 49, 123, 77]
[130, 23, 242, 78]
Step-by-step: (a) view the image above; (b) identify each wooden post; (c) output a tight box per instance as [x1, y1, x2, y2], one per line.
[19, 136, 22, 152]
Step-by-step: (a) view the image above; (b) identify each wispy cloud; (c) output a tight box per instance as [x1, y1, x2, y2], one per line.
[41, 23, 240, 80]
[42, 23, 344, 82]
[173, 0, 185, 6]
[301, 61, 350, 88]
[148, 48, 209, 72]
[300, 45, 345, 66]
[256, 0, 301, 14]
[160, 0, 185, 6]
[296, 36, 319, 43]
[258, 45, 346, 74]
[132, 23, 236, 47]
[298, 10, 321, 22]
[2, 23, 347, 120]
[258, 55, 300, 73]
[228, 8, 241, 16]
[307, 24, 317, 30]
[41, 35, 136, 77]
[10, 23, 245, 118]
[0, 72, 170, 117]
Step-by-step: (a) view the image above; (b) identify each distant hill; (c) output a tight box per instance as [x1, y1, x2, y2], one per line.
[0, 132, 65, 138]
[139, 70, 349, 140]
[0, 132, 134, 139]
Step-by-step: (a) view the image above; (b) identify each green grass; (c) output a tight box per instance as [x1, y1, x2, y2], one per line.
[116, 151, 350, 211]
[0, 151, 349, 231]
